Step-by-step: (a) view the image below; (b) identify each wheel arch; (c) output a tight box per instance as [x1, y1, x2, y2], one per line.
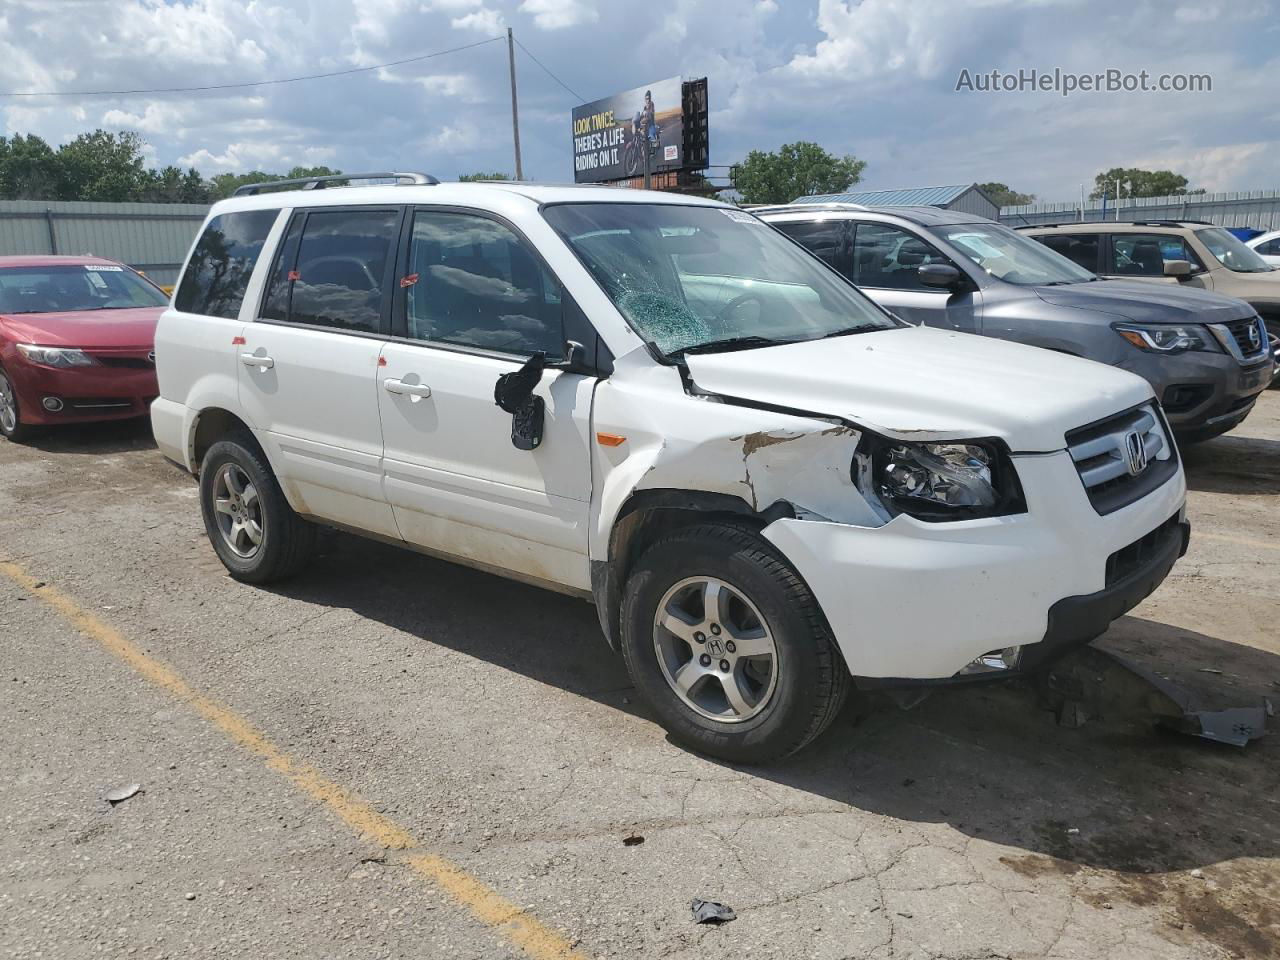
[190, 407, 257, 474]
[590, 488, 793, 651]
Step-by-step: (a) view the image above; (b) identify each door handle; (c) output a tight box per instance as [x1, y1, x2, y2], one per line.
[240, 352, 275, 370]
[384, 378, 432, 401]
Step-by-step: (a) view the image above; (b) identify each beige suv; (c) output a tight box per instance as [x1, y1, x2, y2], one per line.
[1019, 220, 1280, 377]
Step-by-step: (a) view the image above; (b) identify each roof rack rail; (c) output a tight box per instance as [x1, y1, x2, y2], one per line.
[1129, 219, 1213, 227]
[233, 171, 439, 197]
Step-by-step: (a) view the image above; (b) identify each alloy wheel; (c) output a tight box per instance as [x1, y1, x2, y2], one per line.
[0, 372, 16, 434]
[652, 576, 779, 723]
[212, 462, 263, 558]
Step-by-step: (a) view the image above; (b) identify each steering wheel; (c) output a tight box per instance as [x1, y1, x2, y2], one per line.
[713, 292, 767, 331]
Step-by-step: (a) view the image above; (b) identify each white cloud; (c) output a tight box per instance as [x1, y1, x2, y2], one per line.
[451, 7, 504, 32]
[179, 141, 338, 173]
[520, 0, 599, 30]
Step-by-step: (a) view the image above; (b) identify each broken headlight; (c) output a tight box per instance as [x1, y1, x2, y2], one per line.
[867, 437, 1025, 522]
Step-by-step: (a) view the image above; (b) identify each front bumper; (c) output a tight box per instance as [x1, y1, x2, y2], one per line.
[4, 355, 158, 426]
[761, 448, 1188, 680]
[1123, 348, 1272, 440]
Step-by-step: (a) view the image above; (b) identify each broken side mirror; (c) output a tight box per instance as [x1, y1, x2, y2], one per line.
[551, 339, 592, 375]
[918, 263, 963, 289]
[494, 352, 546, 451]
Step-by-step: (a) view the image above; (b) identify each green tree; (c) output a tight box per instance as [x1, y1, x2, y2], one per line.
[55, 129, 148, 201]
[732, 142, 866, 204]
[1090, 167, 1206, 200]
[457, 171, 512, 182]
[977, 181, 1035, 208]
[0, 134, 60, 199]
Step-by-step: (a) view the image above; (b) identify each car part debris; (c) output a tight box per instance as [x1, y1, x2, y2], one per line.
[1035, 646, 1268, 747]
[691, 899, 736, 924]
[1167, 706, 1268, 747]
[103, 783, 141, 805]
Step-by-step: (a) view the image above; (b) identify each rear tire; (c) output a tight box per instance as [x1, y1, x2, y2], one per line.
[620, 523, 850, 763]
[199, 431, 316, 583]
[0, 368, 34, 443]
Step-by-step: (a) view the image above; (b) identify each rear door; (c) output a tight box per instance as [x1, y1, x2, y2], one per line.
[237, 205, 404, 536]
[377, 207, 595, 591]
[848, 221, 981, 332]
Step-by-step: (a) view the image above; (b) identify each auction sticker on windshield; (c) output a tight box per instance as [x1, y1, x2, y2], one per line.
[720, 209, 760, 224]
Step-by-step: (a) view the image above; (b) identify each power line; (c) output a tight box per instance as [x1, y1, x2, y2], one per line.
[0, 36, 504, 98]
[513, 37, 584, 104]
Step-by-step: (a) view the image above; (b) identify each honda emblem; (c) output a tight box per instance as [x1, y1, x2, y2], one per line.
[1122, 430, 1148, 476]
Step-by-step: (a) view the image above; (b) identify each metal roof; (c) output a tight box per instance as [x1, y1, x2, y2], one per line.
[793, 184, 976, 207]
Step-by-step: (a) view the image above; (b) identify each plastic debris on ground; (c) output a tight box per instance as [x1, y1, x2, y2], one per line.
[691, 899, 737, 924]
[103, 783, 142, 805]
[1036, 646, 1268, 748]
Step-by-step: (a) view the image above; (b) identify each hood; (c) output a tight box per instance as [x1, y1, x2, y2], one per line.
[1032, 279, 1253, 324]
[1209, 271, 1280, 306]
[0, 306, 162, 349]
[683, 325, 1152, 452]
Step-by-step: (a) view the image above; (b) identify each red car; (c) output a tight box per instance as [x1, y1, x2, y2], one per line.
[0, 255, 168, 442]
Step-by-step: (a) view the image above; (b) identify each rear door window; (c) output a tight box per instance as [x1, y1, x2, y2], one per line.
[1036, 233, 1102, 272]
[175, 210, 279, 319]
[262, 208, 400, 334]
[771, 219, 848, 272]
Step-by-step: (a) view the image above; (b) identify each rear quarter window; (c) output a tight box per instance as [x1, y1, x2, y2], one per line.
[175, 210, 279, 319]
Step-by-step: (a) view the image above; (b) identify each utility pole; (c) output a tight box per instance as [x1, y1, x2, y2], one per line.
[507, 27, 524, 181]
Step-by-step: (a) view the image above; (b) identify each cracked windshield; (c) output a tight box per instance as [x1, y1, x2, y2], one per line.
[542, 203, 898, 355]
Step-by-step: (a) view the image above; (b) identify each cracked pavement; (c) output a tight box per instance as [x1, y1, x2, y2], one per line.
[2, 393, 1278, 959]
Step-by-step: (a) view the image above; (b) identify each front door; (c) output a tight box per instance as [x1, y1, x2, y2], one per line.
[1103, 232, 1213, 290]
[377, 208, 595, 591]
[237, 205, 404, 536]
[849, 221, 982, 332]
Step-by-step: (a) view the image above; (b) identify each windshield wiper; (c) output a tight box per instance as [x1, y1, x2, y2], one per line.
[817, 325, 880, 340]
[668, 335, 794, 358]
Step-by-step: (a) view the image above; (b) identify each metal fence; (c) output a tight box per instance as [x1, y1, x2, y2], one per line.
[999, 189, 1280, 230]
[0, 200, 209, 287]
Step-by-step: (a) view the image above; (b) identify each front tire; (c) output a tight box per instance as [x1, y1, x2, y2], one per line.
[199, 432, 316, 583]
[620, 523, 850, 763]
[0, 368, 34, 443]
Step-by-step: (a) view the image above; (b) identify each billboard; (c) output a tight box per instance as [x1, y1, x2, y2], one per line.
[572, 77, 685, 183]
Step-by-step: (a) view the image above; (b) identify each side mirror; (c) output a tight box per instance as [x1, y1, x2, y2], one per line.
[1164, 259, 1193, 279]
[918, 263, 963, 289]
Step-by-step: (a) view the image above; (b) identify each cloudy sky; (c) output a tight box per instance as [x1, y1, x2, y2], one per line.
[2, 0, 1277, 203]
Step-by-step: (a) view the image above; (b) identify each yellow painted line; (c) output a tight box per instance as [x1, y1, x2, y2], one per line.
[1193, 531, 1280, 552]
[0, 559, 586, 960]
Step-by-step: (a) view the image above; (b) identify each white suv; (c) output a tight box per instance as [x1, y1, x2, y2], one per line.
[153, 172, 1189, 762]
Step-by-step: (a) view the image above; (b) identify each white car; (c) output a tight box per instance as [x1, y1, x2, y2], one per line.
[1246, 229, 1280, 266]
[152, 173, 1189, 762]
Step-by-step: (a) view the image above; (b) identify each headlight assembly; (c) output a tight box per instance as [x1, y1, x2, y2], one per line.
[1113, 323, 1216, 354]
[861, 435, 1026, 522]
[16, 344, 97, 368]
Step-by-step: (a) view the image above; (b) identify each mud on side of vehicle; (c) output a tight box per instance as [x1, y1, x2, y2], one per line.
[152, 173, 1189, 762]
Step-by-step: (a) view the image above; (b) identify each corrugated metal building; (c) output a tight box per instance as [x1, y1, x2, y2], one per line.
[0, 200, 209, 287]
[999, 189, 1280, 230]
[793, 183, 1000, 220]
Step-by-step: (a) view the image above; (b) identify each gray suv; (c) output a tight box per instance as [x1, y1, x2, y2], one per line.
[756, 204, 1274, 442]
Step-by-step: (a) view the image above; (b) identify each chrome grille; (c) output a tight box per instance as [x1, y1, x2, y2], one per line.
[1208, 316, 1269, 363]
[1066, 404, 1178, 515]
